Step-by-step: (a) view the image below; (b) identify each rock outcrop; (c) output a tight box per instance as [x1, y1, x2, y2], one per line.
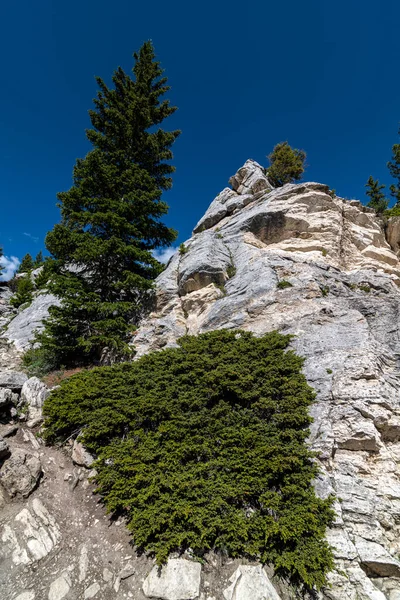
[3, 159, 400, 599]
[131, 160, 400, 599]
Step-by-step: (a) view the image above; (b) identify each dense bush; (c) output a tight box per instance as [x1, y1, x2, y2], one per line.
[43, 329, 334, 591]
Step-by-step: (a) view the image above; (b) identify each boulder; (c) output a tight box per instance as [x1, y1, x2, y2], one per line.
[142, 558, 201, 600]
[0, 448, 41, 497]
[20, 376, 50, 426]
[0, 371, 28, 391]
[223, 565, 281, 600]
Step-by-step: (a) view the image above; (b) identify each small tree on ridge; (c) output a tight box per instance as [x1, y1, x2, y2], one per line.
[267, 141, 306, 187]
[365, 176, 388, 215]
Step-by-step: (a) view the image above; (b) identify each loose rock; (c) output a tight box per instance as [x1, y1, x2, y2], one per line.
[142, 558, 202, 600]
[0, 448, 41, 497]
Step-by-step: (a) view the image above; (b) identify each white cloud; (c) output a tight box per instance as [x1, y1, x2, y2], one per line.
[152, 247, 178, 264]
[23, 232, 39, 243]
[0, 255, 20, 281]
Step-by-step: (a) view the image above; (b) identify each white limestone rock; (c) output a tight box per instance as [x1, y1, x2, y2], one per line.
[2, 292, 59, 352]
[20, 376, 50, 426]
[223, 565, 281, 600]
[142, 558, 201, 600]
[354, 537, 400, 577]
[48, 573, 71, 600]
[1, 498, 61, 566]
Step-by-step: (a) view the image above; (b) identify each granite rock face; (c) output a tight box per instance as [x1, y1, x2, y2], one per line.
[132, 161, 400, 599]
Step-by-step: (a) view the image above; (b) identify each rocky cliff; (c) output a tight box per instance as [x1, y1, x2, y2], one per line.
[2, 160, 400, 600]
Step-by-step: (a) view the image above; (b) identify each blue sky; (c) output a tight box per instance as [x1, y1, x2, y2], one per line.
[1, 0, 399, 276]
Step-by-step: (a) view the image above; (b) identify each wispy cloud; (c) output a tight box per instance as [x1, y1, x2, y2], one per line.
[152, 247, 178, 264]
[23, 232, 39, 243]
[0, 255, 20, 281]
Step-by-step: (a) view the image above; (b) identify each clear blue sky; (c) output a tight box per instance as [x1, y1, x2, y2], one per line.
[1, 0, 399, 273]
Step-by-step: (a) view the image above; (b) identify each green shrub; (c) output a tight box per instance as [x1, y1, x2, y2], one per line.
[321, 249, 327, 257]
[385, 206, 400, 217]
[23, 345, 61, 378]
[326, 369, 333, 374]
[43, 330, 334, 590]
[10, 276, 34, 308]
[277, 280, 293, 289]
[320, 286, 329, 297]
[179, 243, 188, 255]
[226, 264, 237, 278]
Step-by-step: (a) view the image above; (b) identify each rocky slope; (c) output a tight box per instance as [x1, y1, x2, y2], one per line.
[2, 160, 400, 599]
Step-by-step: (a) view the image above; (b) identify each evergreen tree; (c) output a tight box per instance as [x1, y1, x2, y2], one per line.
[365, 176, 388, 215]
[37, 41, 179, 369]
[388, 128, 400, 206]
[10, 276, 34, 308]
[267, 141, 306, 187]
[34, 258, 53, 289]
[0, 246, 3, 279]
[18, 253, 34, 273]
[34, 251, 44, 267]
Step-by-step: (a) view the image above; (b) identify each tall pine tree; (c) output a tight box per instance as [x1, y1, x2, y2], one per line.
[34, 41, 179, 369]
[388, 128, 400, 206]
[0, 246, 4, 279]
[365, 176, 388, 215]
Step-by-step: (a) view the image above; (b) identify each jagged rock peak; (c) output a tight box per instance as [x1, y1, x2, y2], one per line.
[194, 159, 400, 282]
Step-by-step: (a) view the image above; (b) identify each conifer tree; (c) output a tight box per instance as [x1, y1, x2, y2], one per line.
[388, 128, 400, 206]
[35, 41, 180, 369]
[18, 253, 34, 273]
[10, 276, 34, 308]
[0, 246, 3, 279]
[365, 176, 388, 215]
[267, 141, 306, 187]
[34, 251, 44, 267]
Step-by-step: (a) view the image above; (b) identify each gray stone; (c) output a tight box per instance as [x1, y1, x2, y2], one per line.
[354, 537, 400, 577]
[15, 593, 35, 600]
[48, 573, 71, 600]
[72, 439, 95, 468]
[20, 376, 50, 425]
[142, 558, 201, 600]
[84, 582, 101, 598]
[0, 371, 27, 391]
[0, 448, 41, 497]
